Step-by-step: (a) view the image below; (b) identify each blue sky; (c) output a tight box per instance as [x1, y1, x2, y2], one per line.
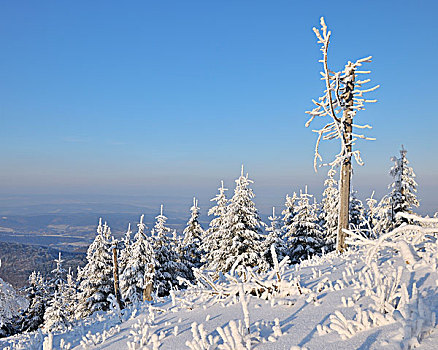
[0, 1, 437, 214]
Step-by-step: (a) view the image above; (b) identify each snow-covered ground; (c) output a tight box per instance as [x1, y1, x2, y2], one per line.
[2, 221, 438, 350]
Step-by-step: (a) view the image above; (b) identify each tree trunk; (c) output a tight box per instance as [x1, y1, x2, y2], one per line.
[143, 264, 154, 302]
[337, 123, 352, 252]
[112, 246, 123, 309]
[337, 67, 355, 253]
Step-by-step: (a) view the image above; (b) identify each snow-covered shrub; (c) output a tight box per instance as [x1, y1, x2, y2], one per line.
[398, 289, 436, 349]
[216, 320, 254, 350]
[185, 322, 219, 350]
[346, 223, 429, 266]
[80, 324, 121, 347]
[326, 212, 438, 346]
[192, 251, 305, 301]
[127, 318, 165, 350]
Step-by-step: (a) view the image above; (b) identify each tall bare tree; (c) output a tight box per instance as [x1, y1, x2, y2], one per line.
[306, 17, 379, 252]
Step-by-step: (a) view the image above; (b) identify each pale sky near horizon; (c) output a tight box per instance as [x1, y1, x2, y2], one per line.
[0, 1, 437, 214]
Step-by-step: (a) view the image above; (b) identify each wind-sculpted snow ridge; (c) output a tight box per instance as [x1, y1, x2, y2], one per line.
[1, 213, 438, 349]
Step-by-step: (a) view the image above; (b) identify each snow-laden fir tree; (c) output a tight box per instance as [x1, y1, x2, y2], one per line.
[285, 186, 325, 264]
[263, 207, 288, 268]
[211, 166, 269, 275]
[182, 197, 204, 273]
[20, 271, 49, 332]
[76, 218, 114, 319]
[388, 146, 419, 226]
[281, 192, 298, 243]
[320, 168, 339, 250]
[202, 181, 228, 269]
[120, 215, 157, 304]
[151, 205, 186, 296]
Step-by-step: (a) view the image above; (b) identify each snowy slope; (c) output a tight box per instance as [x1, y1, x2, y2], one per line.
[2, 225, 438, 350]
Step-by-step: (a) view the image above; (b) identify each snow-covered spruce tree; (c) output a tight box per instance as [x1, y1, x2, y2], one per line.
[282, 192, 298, 235]
[264, 207, 288, 268]
[306, 17, 379, 252]
[182, 197, 204, 274]
[211, 166, 269, 275]
[62, 268, 78, 323]
[20, 271, 49, 332]
[202, 181, 229, 269]
[42, 252, 72, 332]
[365, 191, 378, 231]
[118, 223, 133, 286]
[43, 290, 69, 332]
[173, 230, 194, 286]
[151, 205, 186, 296]
[50, 252, 66, 289]
[373, 195, 393, 234]
[285, 186, 325, 264]
[320, 168, 339, 250]
[388, 146, 419, 226]
[0, 262, 28, 337]
[120, 215, 157, 304]
[349, 189, 366, 230]
[76, 218, 114, 319]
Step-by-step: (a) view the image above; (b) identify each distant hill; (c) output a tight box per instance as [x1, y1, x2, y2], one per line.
[0, 242, 86, 289]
